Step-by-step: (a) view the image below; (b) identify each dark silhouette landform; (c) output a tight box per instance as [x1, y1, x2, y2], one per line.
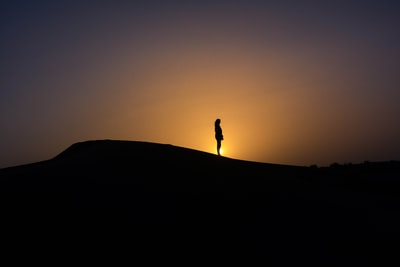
[1, 140, 400, 265]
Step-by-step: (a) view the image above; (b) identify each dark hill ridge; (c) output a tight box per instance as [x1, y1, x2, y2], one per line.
[1, 140, 400, 265]
[0, 139, 308, 192]
[53, 139, 303, 173]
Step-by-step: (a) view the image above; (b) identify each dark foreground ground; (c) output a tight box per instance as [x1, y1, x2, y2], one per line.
[1, 140, 400, 265]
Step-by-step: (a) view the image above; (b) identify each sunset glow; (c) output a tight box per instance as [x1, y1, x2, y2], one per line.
[1, 1, 400, 168]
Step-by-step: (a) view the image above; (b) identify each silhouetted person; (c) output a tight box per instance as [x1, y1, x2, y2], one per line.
[214, 118, 224, 156]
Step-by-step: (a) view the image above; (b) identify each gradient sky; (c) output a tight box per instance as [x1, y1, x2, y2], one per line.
[1, 0, 400, 168]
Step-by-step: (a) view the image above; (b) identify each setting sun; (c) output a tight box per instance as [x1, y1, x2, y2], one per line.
[0, 1, 399, 169]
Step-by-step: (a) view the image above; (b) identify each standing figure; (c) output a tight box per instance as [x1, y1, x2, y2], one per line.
[214, 118, 224, 156]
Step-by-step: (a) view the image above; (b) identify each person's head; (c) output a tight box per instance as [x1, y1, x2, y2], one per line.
[215, 118, 221, 125]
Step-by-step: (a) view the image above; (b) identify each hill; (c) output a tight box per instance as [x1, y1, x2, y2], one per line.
[1, 140, 400, 265]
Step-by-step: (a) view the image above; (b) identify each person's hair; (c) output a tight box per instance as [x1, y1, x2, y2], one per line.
[215, 118, 221, 125]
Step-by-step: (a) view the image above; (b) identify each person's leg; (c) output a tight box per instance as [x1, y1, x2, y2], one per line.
[217, 140, 221, 156]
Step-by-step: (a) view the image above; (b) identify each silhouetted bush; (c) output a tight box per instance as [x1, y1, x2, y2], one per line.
[330, 162, 341, 168]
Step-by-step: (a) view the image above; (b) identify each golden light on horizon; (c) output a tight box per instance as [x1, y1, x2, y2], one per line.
[38, 39, 399, 168]
[110, 45, 328, 165]
[1, 1, 400, 169]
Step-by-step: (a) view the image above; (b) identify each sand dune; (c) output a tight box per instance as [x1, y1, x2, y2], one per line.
[1, 140, 400, 265]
